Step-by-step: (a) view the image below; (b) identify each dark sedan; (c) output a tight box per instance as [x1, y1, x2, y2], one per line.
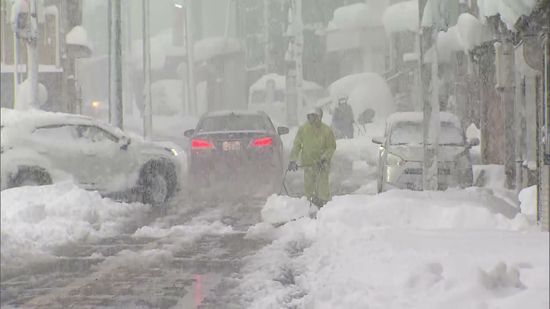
[184, 111, 289, 198]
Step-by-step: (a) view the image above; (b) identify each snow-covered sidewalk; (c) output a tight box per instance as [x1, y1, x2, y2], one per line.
[241, 188, 549, 309]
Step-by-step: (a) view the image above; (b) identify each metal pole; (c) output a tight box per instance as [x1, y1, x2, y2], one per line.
[285, 1, 298, 126]
[27, 0, 39, 109]
[109, 0, 123, 128]
[143, 0, 152, 140]
[295, 0, 304, 122]
[263, 0, 269, 73]
[185, 0, 197, 116]
[12, 33, 19, 108]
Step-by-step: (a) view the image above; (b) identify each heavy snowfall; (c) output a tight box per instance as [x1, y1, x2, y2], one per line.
[1, 0, 549, 308]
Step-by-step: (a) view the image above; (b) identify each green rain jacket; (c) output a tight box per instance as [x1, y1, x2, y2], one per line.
[290, 121, 336, 203]
[290, 121, 337, 168]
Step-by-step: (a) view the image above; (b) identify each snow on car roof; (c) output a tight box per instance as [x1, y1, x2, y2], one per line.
[202, 110, 266, 118]
[386, 112, 462, 127]
[1, 108, 96, 130]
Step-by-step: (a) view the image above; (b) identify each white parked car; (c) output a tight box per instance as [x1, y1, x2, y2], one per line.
[372, 112, 478, 192]
[0, 108, 184, 205]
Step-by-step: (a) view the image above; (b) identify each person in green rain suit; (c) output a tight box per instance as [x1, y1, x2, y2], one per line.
[288, 107, 337, 207]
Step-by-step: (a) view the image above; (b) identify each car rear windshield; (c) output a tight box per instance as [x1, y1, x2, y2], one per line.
[390, 121, 464, 145]
[197, 114, 272, 133]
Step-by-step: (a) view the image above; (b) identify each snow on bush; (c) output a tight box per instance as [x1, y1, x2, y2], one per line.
[1, 182, 150, 273]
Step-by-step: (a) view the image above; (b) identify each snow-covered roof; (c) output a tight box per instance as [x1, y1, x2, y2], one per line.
[194, 37, 242, 62]
[382, 0, 419, 34]
[249, 73, 324, 92]
[477, 0, 538, 30]
[386, 111, 462, 128]
[327, 3, 384, 31]
[424, 13, 492, 63]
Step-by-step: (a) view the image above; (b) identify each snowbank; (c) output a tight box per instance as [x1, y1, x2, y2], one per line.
[1, 182, 151, 274]
[239, 189, 547, 308]
[382, 0, 419, 34]
[15, 79, 48, 110]
[260, 195, 311, 225]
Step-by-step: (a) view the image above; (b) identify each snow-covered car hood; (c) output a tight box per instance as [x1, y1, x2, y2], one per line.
[388, 145, 469, 162]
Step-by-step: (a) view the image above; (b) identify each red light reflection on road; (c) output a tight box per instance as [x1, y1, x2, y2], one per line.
[194, 274, 203, 307]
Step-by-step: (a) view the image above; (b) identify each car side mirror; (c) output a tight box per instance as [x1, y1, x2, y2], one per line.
[468, 137, 480, 148]
[277, 126, 289, 135]
[184, 129, 195, 138]
[120, 136, 131, 150]
[372, 136, 384, 145]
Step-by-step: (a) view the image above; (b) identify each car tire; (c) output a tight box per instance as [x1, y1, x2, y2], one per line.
[9, 166, 52, 188]
[139, 161, 177, 206]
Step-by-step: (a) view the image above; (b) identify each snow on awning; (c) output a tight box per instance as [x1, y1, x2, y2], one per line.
[382, 0, 419, 34]
[327, 3, 384, 31]
[477, 0, 538, 30]
[425, 13, 492, 63]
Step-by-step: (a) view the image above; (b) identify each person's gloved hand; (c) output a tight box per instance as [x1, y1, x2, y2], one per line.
[288, 160, 299, 171]
[317, 158, 328, 170]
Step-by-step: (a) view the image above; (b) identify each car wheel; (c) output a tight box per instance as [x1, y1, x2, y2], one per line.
[9, 166, 52, 188]
[142, 170, 169, 206]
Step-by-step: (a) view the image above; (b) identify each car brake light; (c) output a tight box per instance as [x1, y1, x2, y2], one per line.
[191, 139, 214, 150]
[251, 137, 273, 147]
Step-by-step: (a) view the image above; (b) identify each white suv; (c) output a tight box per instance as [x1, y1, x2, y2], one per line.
[1, 108, 184, 206]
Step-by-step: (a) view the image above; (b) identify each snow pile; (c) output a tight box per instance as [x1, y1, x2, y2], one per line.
[133, 219, 234, 243]
[519, 185, 537, 225]
[328, 3, 384, 30]
[66, 25, 93, 51]
[478, 0, 538, 30]
[260, 195, 311, 225]
[328, 73, 395, 123]
[15, 79, 48, 110]
[240, 189, 548, 308]
[1, 182, 151, 273]
[382, 0, 419, 34]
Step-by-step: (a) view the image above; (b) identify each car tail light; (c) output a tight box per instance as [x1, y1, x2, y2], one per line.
[191, 139, 214, 150]
[251, 137, 273, 147]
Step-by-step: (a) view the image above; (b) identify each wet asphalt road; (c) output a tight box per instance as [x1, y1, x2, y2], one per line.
[0, 195, 268, 309]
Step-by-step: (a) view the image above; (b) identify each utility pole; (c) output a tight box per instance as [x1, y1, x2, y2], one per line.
[108, 0, 123, 128]
[185, 0, 197, 116]
[263, 0, 269, 73]
[142, 0, 152, 140]
[27, 0, 39, 109]
[494, 24, 516, 189]
[418, 0, 440, 191]
[285, 0, 302, 127]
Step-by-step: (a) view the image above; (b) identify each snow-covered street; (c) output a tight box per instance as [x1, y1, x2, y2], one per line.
[1, 174, 548, 308]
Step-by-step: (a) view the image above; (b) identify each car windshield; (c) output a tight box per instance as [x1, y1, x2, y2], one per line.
[197, 114, 271, 132]
[389, 121, 464, 145]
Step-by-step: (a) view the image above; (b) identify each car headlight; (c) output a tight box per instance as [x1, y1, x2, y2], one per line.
[387, 153, 406, 166]
[170, 148, 178, 156]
